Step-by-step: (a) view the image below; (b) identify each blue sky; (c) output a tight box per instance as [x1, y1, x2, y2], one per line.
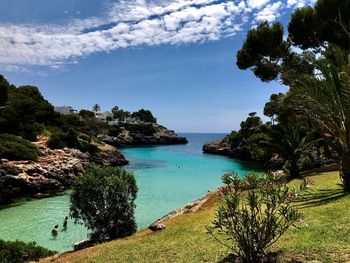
[0, 0, 315, 132]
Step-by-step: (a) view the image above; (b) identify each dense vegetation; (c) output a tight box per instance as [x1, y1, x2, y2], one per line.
[70, 165, 138, 241]
[111, 106, 157, 124]
[0, 134, 39, 161]
[231, 0, 350, 186]
[0, 74, 160, 161]
[0, 239, 55, 263]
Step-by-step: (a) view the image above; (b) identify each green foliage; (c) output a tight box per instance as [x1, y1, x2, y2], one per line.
[236, 22, 289, 82]
[131, 109, 157, 123]
[124, 123, 156, 135]
[79, 109, 95, 119]
[78, 140, 98, 154]
[77, 133, 90, 141]
[0, 239, 56, 263]
[267, 124, 316, 178]
[92, 104, 100, 112]
[70, 165, 138, 241]
[48, 128, 79, 149]
[0, 85, 55, 140]
[237, 0, 350, 84]
[0, 75, 9, 107]
[0, 134, 39, 161]
[108, 127, 122, 137]
[207, 172, 301, 262]
[291, 47, 350, 187]
[228, 113, 272, 162]
[111, 106, 130, 120]
[289, 0, 350, 50]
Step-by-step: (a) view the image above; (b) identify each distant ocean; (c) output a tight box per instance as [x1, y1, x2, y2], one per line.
[0, 133, 260, 252]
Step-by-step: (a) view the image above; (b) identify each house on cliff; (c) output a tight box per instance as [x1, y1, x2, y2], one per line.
[54, 106, 78, 115]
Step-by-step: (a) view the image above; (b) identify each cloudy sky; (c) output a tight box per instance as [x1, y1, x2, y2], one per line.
[0, 0, 315, 132]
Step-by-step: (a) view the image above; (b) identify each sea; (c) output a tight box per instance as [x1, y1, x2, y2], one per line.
[0, 133, 260, 252]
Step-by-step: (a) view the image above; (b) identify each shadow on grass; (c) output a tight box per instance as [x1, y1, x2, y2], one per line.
[217, 251, 300, 263]
[294, 187, 350, 209]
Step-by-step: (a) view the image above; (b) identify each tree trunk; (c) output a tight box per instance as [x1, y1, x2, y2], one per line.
[289, 158, 300, 178]
[340, 153, 350, 189]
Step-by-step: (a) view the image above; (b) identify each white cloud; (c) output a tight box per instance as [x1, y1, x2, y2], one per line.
[254, 2, 283, 22]
[287, 0, 316, 8]
[247, 0, 270, 9]
[0, 0, 311, 71]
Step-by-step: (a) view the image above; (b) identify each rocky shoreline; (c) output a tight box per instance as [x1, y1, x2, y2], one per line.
[0, 137, 128, 204]
[202, 135, 239, 157]
[99, 126, 188, 147]
[0, 129, 187, 204]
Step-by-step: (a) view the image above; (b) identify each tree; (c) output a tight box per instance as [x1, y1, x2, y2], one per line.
[292, 48, 350, 187]
[79, 109, 95, 119]
[237, 0, 350, 85]
[207, 172, 301, 262]
[288, 0, 350, 51]
[228, 113, 272, 162]
[111, 106, 130, 120]
[131, 109, 157, 123]
[0, 85, 55, 140]
[236, 22, 290, 82]
[0, 75, 9, 107]
[92, 104, 100, 112]
[70, 165, 138, 241]
[267, 124, 314, 178]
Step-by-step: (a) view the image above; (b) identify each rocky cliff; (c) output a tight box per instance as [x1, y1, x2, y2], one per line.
[99, 126, 188, 147]
[202, 135, 238, 157]
[0, 137, 128, 204]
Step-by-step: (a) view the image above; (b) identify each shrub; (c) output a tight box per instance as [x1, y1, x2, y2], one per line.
[0, 239, 56, 263]
[78, 133, 90, 141]
[65, 128, 79, 148]
[207, 171, 301, 263]
[48, 128, 79, 149]
[77, 140, 98, 154]
[124, 123, 156, 135]
[0, 134, 39, 161]
[47, 131, 67, 149]
[108, 127, 122, 137]
[70, 165, 138, 241]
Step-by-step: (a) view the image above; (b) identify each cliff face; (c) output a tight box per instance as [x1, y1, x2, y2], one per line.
[0, 137, 128, 204]
[99, 126, 188, 147]
[202, 135, 240, 157]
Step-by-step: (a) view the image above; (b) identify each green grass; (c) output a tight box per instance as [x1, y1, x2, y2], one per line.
[43, 171, 350, 263]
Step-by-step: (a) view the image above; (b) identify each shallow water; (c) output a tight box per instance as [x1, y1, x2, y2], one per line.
[0, 133, 260, 252]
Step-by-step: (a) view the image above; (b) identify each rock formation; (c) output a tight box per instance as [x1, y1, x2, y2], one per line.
[0, 137, 128, 204]
[99, 126, 188, 147]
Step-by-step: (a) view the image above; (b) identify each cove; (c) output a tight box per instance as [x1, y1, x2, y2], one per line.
[0, 133, 260, 252]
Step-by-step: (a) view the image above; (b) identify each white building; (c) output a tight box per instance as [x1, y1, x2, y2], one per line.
[54, 106, 77, 115]
[93, 111, 113, 122]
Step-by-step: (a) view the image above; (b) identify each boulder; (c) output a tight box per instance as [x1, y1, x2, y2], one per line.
[148, 223, 166, 232]
[74, 240, 94, 251]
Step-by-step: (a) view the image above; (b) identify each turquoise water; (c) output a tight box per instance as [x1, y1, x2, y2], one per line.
[0, 133, 260, 252]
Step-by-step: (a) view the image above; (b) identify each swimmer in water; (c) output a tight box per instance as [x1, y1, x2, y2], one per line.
[63, 216, 68, 229]
[51, 225, 58, 237]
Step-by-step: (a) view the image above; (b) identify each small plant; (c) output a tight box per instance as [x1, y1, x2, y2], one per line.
[0, 239, 56, 263]
[207, 171, 301, 263]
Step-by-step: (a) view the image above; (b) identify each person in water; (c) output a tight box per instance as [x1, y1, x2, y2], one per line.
[63, 216, 68, 229]
[51, 225, 59, 237]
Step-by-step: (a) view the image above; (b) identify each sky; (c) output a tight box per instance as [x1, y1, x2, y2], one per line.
[0, 0, 315, 133]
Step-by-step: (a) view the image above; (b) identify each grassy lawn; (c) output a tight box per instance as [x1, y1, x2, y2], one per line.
[42, 171, 350, 263]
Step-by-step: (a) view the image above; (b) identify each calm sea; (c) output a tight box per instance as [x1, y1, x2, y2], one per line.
[0, 133, 260, 252]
